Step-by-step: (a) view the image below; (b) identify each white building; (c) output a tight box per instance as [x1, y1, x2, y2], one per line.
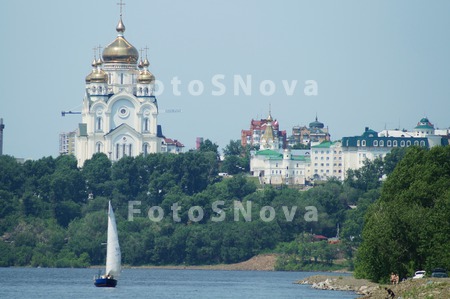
[250, 149, 310, 185]
[310, 141, 344, 181]
[341, 117, 449, 177]
[74, 13, 163, 166]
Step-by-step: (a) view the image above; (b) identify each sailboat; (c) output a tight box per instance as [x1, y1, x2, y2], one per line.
[94, 201, 121, 287]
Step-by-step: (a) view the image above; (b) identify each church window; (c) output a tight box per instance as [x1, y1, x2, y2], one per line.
[144, 87, 149, 95]
[96, 117, 103, 131]
[387, 140, 392, 147]
[420, 140, 425, 147]
[357, 140, 360, 146]
[414, 140, 419, 146]
[129, 144, 132, 156]
[143, 143, 149, 155]
[379, 140, 384, 146]
[99, 86, 103, 94]
[116, 144, 119, 159]
[406, 140, 411, 146]
[400, 140, 405, 147]
[120, 73, 124, 84]
[139, 87, 143, 94]
[393, 140, 398, 147]
[143, 118, 150, 132]
[373, 140, 378, 146]
[123, 144, 126, 156]
[361, 140, 366, 146]
[96, 142, 103, 153]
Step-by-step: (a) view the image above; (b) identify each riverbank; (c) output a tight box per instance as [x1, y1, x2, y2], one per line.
[297, 274, 450, 298]
[127, 254, 278, 271]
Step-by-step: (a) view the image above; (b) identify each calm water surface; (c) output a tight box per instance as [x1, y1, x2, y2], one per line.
[0, 268, 358, 299]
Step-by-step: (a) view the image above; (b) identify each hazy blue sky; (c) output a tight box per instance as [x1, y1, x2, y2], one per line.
[1, 0, 450, 159]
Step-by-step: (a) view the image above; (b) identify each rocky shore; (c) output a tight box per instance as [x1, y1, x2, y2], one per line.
[297, 275, 378, 297]
[297, 274, 450, 299]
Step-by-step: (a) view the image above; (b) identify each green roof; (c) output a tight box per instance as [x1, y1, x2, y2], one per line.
[311, 141, 333, 148]
[255, 149, 282, 157]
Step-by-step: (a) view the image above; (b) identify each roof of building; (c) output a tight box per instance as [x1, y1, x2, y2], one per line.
[414, 117, 435, 130]
[312, 141, 333, 148]
[255, 149, 282, 157]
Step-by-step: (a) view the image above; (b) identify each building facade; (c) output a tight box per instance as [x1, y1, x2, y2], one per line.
[241, 112, 287, 149]
[288, 116, 331, 148]
[310, 141, 344, 181]
[250, 149, 310, 185]
[69, 12, 182, 166]
[341, 118, 448, 177]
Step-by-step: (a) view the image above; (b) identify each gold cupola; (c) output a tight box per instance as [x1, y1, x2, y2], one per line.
[102, 17, 139, 64]
[85, 59, 97, 83]
[137, 58, 155, 84]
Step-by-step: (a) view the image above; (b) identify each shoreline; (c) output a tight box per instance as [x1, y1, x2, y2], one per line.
[297, 274, 450, 299]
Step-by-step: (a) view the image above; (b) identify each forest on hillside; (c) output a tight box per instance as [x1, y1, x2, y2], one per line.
[0, 141, 447, 281]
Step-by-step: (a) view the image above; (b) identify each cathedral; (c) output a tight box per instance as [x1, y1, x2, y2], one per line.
[74, 11, 166, 167]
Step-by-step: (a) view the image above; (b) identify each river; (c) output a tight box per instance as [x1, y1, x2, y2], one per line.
[0, 268, 358, 298]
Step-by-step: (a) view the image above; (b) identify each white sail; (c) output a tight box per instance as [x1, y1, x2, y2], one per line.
[105, 201, 121, 278]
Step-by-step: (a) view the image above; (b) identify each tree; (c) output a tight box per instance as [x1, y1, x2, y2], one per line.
[223, 140, 244, 156]
[355, 146, 450, 282]
[199, 139, 219, 155]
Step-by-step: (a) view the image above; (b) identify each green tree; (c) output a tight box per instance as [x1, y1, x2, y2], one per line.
[355, 146, 450, 282]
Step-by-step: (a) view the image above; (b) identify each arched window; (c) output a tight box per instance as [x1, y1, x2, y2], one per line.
[143, 143, 149, 155]
[379, 140, 384, 146]
[373, 140, 378, 146]
[414, 140, 419, 146]
[96, 142, 103, 153]
[420, 140, 426, 147]
[387, 140, 392, 147]
[96, 117, 103, 131]
[144, 87, 149, 95]
[400, 140, 405, 147]
[143, 118, 150, 132]
[129, 144, 132, 156]
[406, 140, 411, 146]
[393, 140, 398, 147]
[362, 140, 366, 146]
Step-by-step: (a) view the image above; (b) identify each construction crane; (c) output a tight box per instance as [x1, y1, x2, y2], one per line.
[61, 111, 81, 117]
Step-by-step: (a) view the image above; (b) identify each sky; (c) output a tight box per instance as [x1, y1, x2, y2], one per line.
[1, 0, 450, 160]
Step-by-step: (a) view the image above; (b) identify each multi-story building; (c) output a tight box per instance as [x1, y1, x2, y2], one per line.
[341, 117, 448, 177]
[59, 131, 77, 155]
[288, 116, 331, 148]
[310, 141, 344, 181]
[241, 112, 287, 149]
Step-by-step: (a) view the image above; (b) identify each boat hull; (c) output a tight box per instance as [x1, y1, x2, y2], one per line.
[94, 277, 117, 287]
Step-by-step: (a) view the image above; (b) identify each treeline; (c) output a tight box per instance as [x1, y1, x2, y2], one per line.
[2, 141, 442, 275]
[355, 146, 450, 282]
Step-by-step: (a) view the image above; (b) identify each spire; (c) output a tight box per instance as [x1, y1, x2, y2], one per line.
[267, 104, 273, 122]
[116, 0, 126, 34]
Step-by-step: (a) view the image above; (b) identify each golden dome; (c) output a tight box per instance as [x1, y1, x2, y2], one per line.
[90, 69, 108, 83]
[85, 59, 98, 83]
[102, 18, 139, 64]
[137, 69, 155, 84]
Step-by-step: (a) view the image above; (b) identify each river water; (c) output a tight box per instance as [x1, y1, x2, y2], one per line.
[0, 268, 358, 298]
